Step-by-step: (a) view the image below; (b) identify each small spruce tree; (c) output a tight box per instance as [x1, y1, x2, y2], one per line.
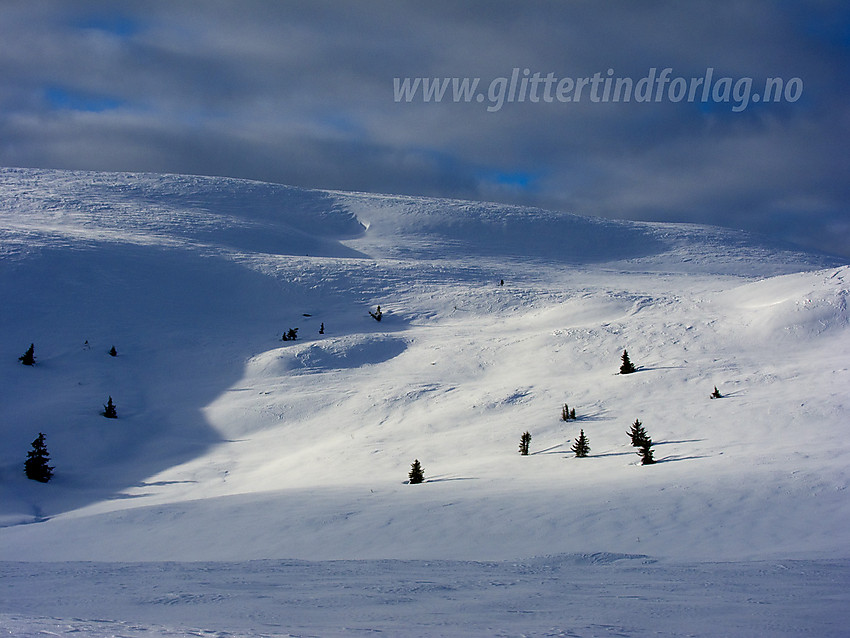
[710, 386, 722, 399]
[369, 305, 383, 322]
[282, 328, 299, 341]
[109, 345, 118, 357]
[24, 432, 54, 482]
[519, 431, 532, 455]
[319, 322, 325, 335]
[561, 403, 570, 422]
[570, 407, 576, 420]
[638, 439, 656, 465]
[408, 459, 424, 484]
[627, 419, 650, 447]
[571, 429, 590, 458]
[19, 343, 35, 366]
[620, 349, 636, 374]
[103, 396, 118, 419]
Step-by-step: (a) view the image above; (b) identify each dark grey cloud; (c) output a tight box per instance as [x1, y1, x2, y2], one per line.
[1, 0, 848, 256]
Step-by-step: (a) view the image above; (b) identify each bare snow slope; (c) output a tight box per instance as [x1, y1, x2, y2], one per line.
[0, 167, 848, 563]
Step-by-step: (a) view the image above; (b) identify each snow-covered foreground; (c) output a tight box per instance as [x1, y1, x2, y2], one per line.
[1, 168, 848, 636]
[3, 556, 850, 637]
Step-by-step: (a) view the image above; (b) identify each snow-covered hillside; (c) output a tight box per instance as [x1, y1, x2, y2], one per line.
[1, 168, 848, 636]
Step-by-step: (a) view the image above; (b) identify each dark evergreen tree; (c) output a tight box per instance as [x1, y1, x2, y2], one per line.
[408, 459, 425, 484]
[24, 432, 53, 482]
[638, 439, 656, 465]
[319, 322, 325, 335]
[19, 343, 35, 366]
[281, 328, 299, 341]
[369, 305, 383, 322]
[102, 396, 118, 419]
[109, 345, 118, 357]
[619, 349, 636, 374]
[627, 419, 649, 447]
[570, 407, 576, 420]
[571, 429, 590, 458]
[519, 431, 532, 455]
[561, 403, 570, 422]
[710, 386, 723, 399]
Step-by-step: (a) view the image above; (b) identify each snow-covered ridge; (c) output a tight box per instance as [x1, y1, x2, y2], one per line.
[1, 167, 838, 272]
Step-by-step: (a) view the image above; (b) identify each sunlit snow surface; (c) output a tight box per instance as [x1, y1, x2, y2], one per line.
[0, 168, 848, 636]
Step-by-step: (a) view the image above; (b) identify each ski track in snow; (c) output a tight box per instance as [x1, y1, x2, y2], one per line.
[0, 168, 849, 636]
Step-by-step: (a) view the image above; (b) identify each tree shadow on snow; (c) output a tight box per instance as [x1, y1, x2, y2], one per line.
[711, 390, 745, 398]
[655, 454, 711, 463]
[533, 444, 569, 455]
[565, 409, 609, 422]
[633, 364, 686, 372]
[654, 439, 705, 446]
[423, 476, 479, 483]
[589, 450, 636, 458]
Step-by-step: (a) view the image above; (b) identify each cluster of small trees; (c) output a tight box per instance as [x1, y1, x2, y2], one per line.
[560, 403, 577, 421]
[409, 348, 726, 484]
[627, 419, 656, 465]
[516, 418, 652, 463]
[21, 337, 723, 486]
[510, 349, 712, 466]
[278, 304, 383, 344]
[21, 300, 392, 483]
[17, 342, 123, 482]
[19, 342, 119, 363]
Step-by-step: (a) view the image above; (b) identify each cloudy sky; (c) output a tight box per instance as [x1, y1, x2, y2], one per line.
[1, 1, 848, 256]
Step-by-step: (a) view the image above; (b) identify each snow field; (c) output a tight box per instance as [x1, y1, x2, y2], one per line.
[0, 168, 848, 636]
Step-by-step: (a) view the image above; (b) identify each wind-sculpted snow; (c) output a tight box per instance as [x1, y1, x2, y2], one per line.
[335, 193, 667, 263]
[0, 168, 366, 257]
[251, 334, 409, 376]
[716, 265, 850, 340]
[1, 167, 840, 270]
[0, 168, 848, 636]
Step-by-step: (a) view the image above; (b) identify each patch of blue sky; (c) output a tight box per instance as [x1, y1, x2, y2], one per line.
[73, 14, 143, 38]
[789, 2, 850, 51]
[480, 170, 539, 192]
[45, 86, 124, 113]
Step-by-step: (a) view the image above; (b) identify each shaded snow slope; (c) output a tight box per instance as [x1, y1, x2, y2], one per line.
[0, 168, 848, 565]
